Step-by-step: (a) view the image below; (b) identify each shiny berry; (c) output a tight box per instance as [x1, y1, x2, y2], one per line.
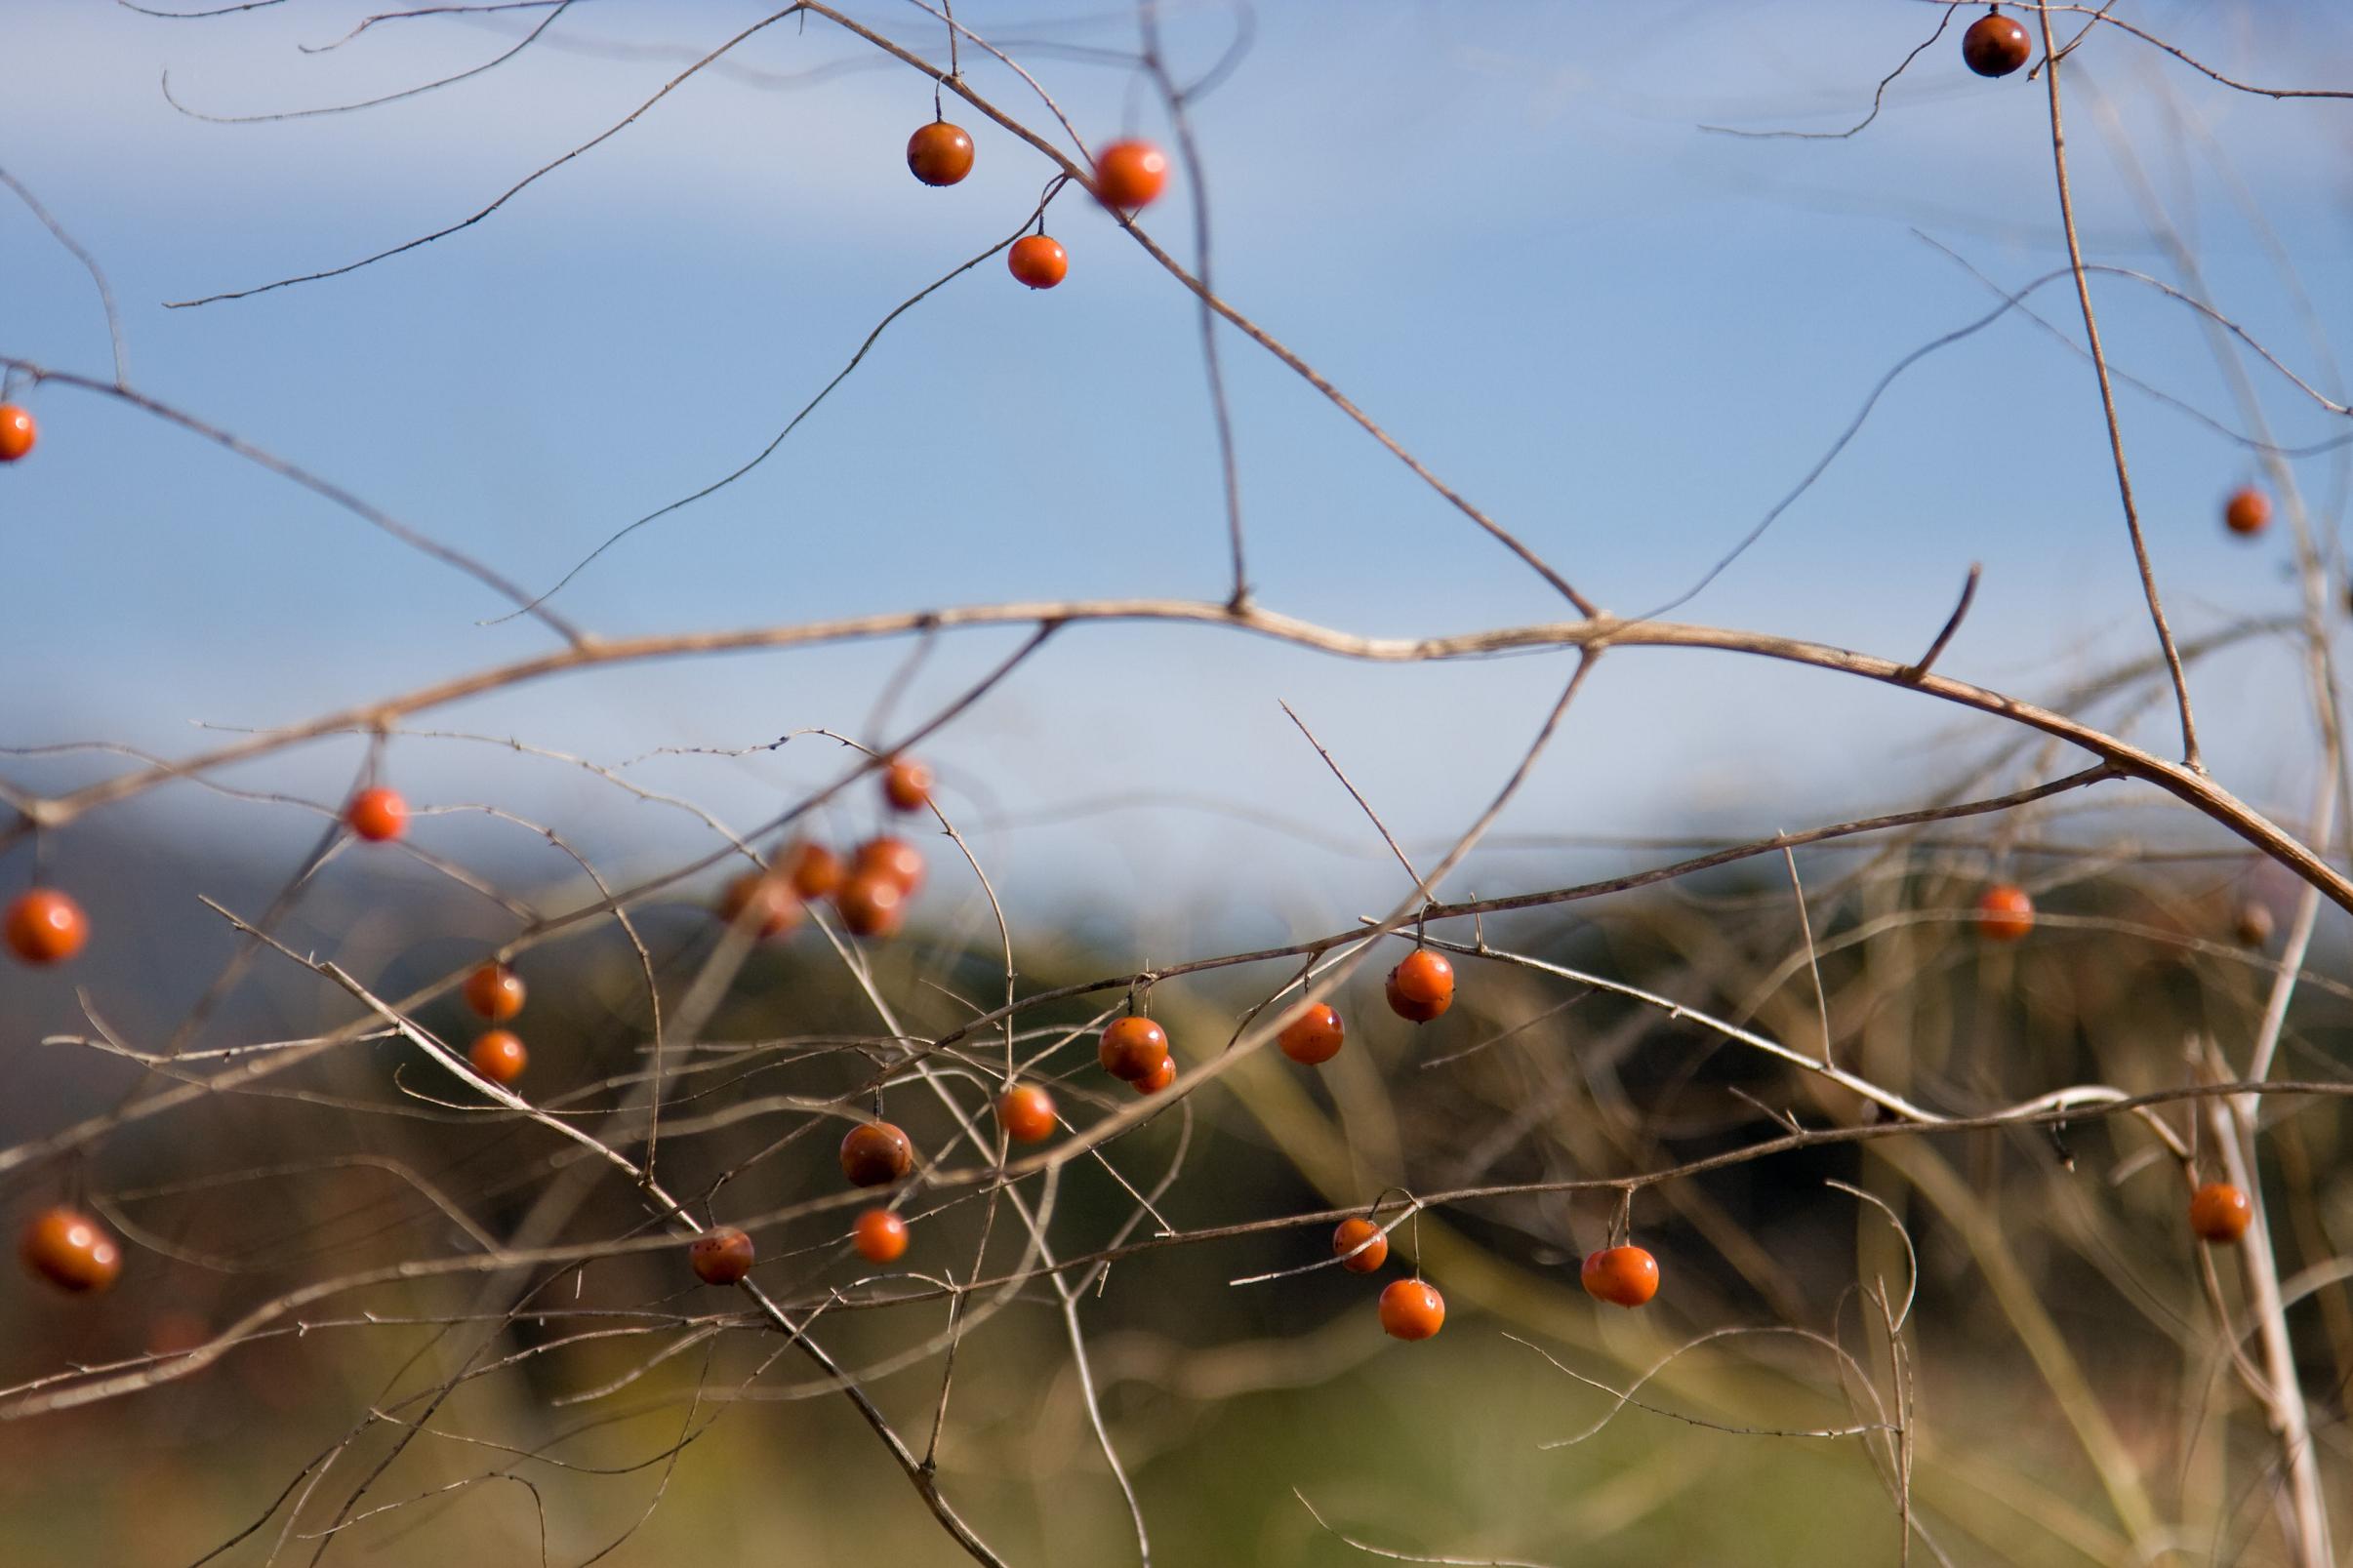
[1008, 234, 1068, 289]
[691, 1226, 755, 1285]
[0, 405, 36, 462]
[1333, 1217, 1388, 1273]
[1962, 10, 2031, 77]
[2224, 487, 2272, 537]
[464, 962, 526, 1021]
[835, 871, 906, 938]
[882, 756, 933, 813]
[1378, 1278, 1445, 1341]
[997, 1083, 1058, 1144]
[1098, 1016, 1170, 1082]
[840, 1120, 914, 1186]
[468, 1029, 528, 1086]
[718, 869, 802, 941]
[6, 889, 89, 966]
[1132, 1055, 1177, 1095]
[1093, 139, 1168, 209]
[853, 1208, 909, 1264]
[1278, 1002, 1345, 1065]
[20, 1207, 121, 1294]
[2189, 1182, 2253, 1244]
[785, 841, 844, 901]
[1582, 1245, 1661, 1307]
[1976, 884, 2034, 942]
[854, 836, 926, 896]
[1385, 949, 1454, 1023]
[345, 786, 409, 843]
[907, 121, 975, 186]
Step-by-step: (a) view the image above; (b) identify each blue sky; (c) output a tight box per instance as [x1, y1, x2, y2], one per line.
[4, 0, 2351, 940]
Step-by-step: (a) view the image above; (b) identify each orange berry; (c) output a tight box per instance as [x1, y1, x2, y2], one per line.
[784, 840, 844, 901]
[1378, 1278, 1445, 1341]
[840, 1120, 914, 1187]
[1008, 234, 1068, 289]
[0, 405, 35, 462]
[1975, 884, 2035, 942]
[344, 786, 409, 843]
[2189, 1182, 2253, 1244]
[20, 1207, 121, 1294]
[1961, 10, 2031, 77]
[1278, 1002, 1345, 1065]
[468, 1029, 528, 1086]
[718, 868, 802, 941]
[1093, 139, 1168, 209]
[907, 121, 974, 186]
[997, 1083, 1058, 1144]
[853, 1208, 909, 1264]
[853, 836, 925, 896]
[2224, 487, 2271, 538]
[1582, 1245, 1661, 1307]
[834, 871, 906, 938]
[691, 1226, 755, 1285]
[1131, 1055, 1177, 1095]
[463, 962, 526, 1021]
[1333, 1217, 1388, 1274]
[1098, 1015, 1170, 1082]
[1385, 949, 1454, 1023]
[882, 756, 934, 813]
[5, 888, 89, 966]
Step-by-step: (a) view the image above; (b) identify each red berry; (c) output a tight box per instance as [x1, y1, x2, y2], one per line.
[1961, 11, 2031, 77]
[1008, 234, 1068, 289]
[1278, 1002, 1345, 1065]
[1976, 884, 2035, 942]
[1131, 1055, 1177, 1095]
[1093, 139, 1168, 209]
[691, 1226, 755, 1285]
[854, 836, 926, 896]
[1098, 1016, 1170, 1082]
[907, 121, 975, 186]
[718, 868, 802, 941]
[997, 1083, 1058, 1144]
[1385, 949, 1454, 1023]
[468, 1028, 528, 1086]
[835, 871, 906, 938]
[345, 786, 409, 843]
[2224, 488, 2271, 538]
[20, 1207, 121, 1294]
[1333, 1217, 1388, 1274]
[840, 1120, 914, 1186]
[882, 757, 934, 813]
[785, 841, 844, 901]
[464, 962, 526, 1021]
[1582, 1245, 1661, 1307]
[1378, 1278, 1445, 1341]
[0, 405, 36, 462]
[2189, 1182, 2253, 1244]
[853, 1208, 909, 1264]
[5, 888, 89, 966]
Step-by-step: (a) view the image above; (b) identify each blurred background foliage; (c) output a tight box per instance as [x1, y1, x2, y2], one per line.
[3, 800, 2345, 1565]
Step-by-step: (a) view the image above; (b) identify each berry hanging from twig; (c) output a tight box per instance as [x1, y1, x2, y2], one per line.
[908, 121, 975, 186]
[1386, 949, 1454, 1023]
[1962, 9, 2031, 77]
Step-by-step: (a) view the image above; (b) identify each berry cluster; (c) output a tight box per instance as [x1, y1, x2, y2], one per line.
[712, 759, 936, 949]
[904, 110, 1168, 294]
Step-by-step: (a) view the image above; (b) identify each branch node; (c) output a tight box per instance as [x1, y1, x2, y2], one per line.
[1895, 563, 1982, 683]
